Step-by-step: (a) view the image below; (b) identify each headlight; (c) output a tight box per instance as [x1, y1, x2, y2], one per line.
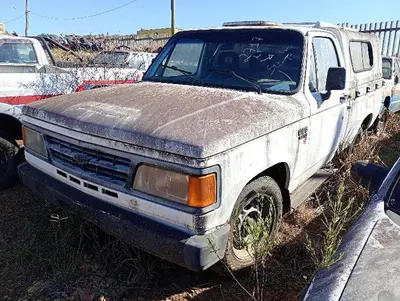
[133, 165, 216, 208]
[22, 127, 47, 157]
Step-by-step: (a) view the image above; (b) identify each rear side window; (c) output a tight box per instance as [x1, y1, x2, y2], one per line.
[350, 41, 373, 72]
[382, 58, 393, 79]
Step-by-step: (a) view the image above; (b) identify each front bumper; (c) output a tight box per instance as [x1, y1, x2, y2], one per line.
[18, 162, 229, 271]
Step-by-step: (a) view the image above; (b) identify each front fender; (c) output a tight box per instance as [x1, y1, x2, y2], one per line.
[0, 103, 23, 120]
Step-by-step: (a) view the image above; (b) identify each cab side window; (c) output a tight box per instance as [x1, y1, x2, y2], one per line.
[309, 50, 317, 93]
[309, 37, 340, 100]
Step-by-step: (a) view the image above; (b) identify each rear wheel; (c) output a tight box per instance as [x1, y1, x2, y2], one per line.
[223, 176, 283, 271]
[373, 108, 389, 137]
[348, 126, 366, 153]
[0, 131, 21, 191]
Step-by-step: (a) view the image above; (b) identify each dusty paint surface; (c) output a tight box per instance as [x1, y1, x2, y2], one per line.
[340, 217, 400, 300]
[23, 81, 308, 158]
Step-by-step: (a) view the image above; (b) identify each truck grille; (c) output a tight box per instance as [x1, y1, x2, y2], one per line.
[47, 136, 131, 186]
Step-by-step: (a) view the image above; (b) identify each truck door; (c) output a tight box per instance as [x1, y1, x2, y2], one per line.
[304, 34, 350, 175]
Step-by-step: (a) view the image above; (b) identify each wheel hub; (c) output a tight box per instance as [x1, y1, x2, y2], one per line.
[237, 201, 261, 238]
[233, 194, 275, 258]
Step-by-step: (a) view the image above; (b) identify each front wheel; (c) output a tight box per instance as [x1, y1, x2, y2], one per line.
[0, 131, 21, 191]
[223, 176, 283, 271]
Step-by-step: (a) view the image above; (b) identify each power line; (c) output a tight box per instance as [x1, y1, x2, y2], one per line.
[30, 0, 139, 21]
[4, 13, 26, 24]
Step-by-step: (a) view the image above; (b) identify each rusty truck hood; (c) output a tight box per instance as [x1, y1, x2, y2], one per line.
[22, 81, 307, 158]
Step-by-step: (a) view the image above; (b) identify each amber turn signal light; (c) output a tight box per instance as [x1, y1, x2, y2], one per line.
[188, 174, 217, 208]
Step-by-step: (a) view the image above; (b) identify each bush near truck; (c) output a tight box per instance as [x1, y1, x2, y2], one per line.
[16, 21, 388, 272]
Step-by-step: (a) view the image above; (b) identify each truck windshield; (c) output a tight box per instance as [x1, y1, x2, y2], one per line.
[91, 51, 129, 66]
[144, 29, 304, 93]
[0, 42, 38, 64]
[383, 58, 393, 80]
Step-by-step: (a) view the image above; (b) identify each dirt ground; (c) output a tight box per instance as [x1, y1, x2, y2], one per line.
[1, 115, 400, 301]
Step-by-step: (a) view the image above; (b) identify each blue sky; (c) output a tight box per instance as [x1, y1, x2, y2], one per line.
[1, 0, 399, 36]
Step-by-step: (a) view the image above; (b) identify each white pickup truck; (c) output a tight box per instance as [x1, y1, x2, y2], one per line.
[382, 56, 400, 113]
[0, 33, 154, 190]
[18, 21, 385, 271]
[0, 34, 75, 189]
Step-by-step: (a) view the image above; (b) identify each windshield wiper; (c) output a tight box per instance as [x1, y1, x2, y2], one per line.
[160, 64, 193, 75]
[209, 68, 262, 94]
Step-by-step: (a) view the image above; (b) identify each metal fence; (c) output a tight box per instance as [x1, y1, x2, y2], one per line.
[338, 21, 400, 57]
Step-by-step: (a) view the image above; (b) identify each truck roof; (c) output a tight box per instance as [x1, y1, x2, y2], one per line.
[180, 21, 360, 35]
[0, 35, 38, 43]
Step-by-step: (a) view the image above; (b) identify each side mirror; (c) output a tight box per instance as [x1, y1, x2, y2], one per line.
[326, 67, 346, 91]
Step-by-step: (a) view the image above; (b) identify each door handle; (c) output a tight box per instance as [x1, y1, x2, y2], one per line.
[340, 94, 350, 103]
[340, 94, 351, 109]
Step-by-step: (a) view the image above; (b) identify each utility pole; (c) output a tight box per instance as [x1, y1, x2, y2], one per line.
[25, 0, 29, 36]
[170, 0, 175, 36]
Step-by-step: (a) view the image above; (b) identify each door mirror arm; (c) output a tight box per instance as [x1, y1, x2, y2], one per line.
[321, 91, 331, 102]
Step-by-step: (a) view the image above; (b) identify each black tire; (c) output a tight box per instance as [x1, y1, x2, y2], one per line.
[0, 131, 21, 191]
[347, 126, 365, 153]
[373, 108, 389, 137]
[223, 176, 283, 271]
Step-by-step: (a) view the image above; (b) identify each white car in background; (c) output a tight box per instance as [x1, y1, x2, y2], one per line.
[73, 50, 157, 90]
